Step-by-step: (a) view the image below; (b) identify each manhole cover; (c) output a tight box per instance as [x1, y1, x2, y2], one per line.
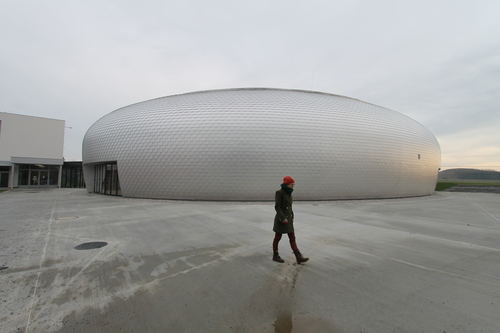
[56, 216, 79, 220]
[74, 242, 108, 250]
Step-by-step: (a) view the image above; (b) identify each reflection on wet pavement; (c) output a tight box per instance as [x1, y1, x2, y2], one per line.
[273, 313, 293, 333]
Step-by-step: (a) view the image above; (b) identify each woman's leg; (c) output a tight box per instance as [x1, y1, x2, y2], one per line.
[273, 233, 283, 252]
[272, 233, 284, 262]
[288, 232, 309, 264]
[287, 232, 299, 252]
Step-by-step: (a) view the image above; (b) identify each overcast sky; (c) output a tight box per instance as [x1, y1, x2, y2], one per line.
[1, 1, 499, 170]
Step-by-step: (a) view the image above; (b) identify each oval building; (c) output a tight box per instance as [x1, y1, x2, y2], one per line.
[82, 88, 441, 200]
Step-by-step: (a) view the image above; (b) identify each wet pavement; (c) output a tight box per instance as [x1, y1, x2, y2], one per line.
[0, 189, 499, 332]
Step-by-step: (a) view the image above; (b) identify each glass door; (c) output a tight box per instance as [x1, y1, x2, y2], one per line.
[18, 164, 59, 187]
[105, 165, 112, 195]
[111, 164, 120, 195]
[40, 171, 48, 185]
[30, 170, 39, 185]
[94, 163, 121, 196]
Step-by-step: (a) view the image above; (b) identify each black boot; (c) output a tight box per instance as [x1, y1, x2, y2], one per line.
[273, 251, 284, 263]
[293, 250, 309, 264]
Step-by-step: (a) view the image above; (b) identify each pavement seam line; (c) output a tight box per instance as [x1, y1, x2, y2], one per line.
[25, 198, 58, 333]
[473, 203, 500, 225]
[388, 257, 500, 288]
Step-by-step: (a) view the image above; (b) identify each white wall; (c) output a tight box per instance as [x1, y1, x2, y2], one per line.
[0, 113, 65, 163]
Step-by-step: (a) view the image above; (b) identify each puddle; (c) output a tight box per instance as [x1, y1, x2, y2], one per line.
[74, 242, 108, 250]
[274, 314, 293, 332]
[255, 314, 336, 333]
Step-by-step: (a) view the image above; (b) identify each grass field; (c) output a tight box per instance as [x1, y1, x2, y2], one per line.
[438, 179, 500, 184]
[435, 180, 500, 191]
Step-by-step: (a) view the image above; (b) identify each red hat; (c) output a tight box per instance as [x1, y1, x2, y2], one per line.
[283, 176, 295, 185]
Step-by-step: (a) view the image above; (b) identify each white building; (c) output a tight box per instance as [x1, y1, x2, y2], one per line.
[83, 88, 441, 200]
[0, 112, 65, 188]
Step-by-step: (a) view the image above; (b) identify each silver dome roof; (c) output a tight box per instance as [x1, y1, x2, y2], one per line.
[83, 88, 440, 200]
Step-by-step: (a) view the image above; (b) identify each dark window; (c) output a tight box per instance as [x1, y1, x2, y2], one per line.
[0, 166, 8, 187]
[61, 162, 86, 188]
[19, 169, 29, 185]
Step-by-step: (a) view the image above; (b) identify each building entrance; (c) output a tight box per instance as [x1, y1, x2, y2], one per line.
[94, 163, 121, 196]
[19, 164, 59, 187]
[30, 170, 49, 185]
[61, 162, 85, 188]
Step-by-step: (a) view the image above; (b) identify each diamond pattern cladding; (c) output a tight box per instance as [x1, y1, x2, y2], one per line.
[82, 88, 441, 200]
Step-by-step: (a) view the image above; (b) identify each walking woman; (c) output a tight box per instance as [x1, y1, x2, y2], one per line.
[272, 176, 309, 264]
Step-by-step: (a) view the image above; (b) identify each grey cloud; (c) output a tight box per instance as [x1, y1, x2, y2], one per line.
[0, 0, 499, 166]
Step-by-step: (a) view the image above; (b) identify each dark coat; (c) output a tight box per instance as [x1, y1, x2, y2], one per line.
[273, 188, 294, 234]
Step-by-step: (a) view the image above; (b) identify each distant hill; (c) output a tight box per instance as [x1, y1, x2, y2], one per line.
[438, 168, 500, 180]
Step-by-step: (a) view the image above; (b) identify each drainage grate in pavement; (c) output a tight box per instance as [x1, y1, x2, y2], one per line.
[74, 242, 108, 250]
[56, 216, 79, 220]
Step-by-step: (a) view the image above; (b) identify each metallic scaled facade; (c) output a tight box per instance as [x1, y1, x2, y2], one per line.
[82, 88, 441, 200]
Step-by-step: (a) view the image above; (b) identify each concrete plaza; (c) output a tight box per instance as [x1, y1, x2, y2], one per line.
[0, 189, 499, 332]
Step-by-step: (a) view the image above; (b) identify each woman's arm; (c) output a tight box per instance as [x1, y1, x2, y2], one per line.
[275, 190, 287, 222]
